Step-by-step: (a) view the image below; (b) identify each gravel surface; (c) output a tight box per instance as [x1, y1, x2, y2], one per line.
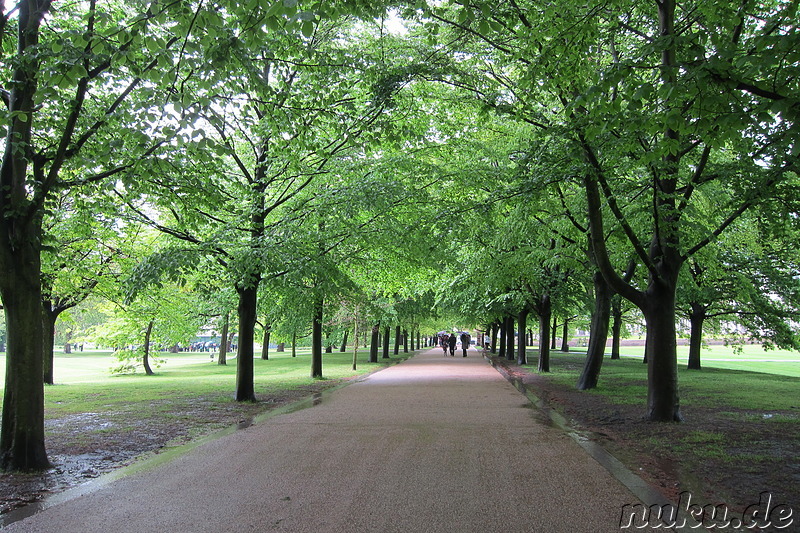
[1, 350, 654, 533]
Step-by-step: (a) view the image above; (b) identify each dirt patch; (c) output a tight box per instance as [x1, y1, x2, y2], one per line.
[489, 356, 800, 517]
[0, 381, 347, 515]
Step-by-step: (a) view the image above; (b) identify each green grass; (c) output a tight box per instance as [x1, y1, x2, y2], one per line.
[525, 348, 800, 412]
[1, 348, 412, 416]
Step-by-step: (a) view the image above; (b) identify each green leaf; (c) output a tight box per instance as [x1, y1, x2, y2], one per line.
[301, 20, 314, 38]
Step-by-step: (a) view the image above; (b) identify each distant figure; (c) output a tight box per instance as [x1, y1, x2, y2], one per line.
[440, 335, 449, 356]
[459, 332, 470, 357]
[447, 334, 457, 356]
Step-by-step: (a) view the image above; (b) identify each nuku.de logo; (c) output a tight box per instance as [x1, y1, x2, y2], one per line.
[619, 491, 794, 530]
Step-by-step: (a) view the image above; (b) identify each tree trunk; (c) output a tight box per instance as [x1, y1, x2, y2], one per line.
[311, 296, 323, 378]
[687, 303, 705, 370]
[517, 308, 529, 365]
[498, 318, 507, 358]
[382, 326, 390, 359]
[261, 327, 270, 360]
[561, 318, 569, 352]
[490, 322, 498, 354]
[0, 250, 50, 471]
[393, 325, 401, 355]
[42, 304, 58, 385]
[0, 1, 51, 472]
[340, 330, 348, 352]
[218, 313, 229, 365]
[610, 295, 623, 360]
[577, 271, 612, 390]
[505, 314, 515, 362]
[369, 324, 379, 363]
[538, 294, 552, 373]
[291, 333, 296, 358]
[550, 315, 558, 350]
[642, 279, 681, 421]
[403, 329, 409, 353]
[143, 319, 155, 376]
[235, 285, 258, 401]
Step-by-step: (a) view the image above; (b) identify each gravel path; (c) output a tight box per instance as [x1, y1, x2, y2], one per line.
[1, 349, 653, 532]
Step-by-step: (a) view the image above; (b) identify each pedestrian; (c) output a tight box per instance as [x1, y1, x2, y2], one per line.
[447, 333, 457, 356]
[459, 332, 470, 357]
[440, 334, 448, 356]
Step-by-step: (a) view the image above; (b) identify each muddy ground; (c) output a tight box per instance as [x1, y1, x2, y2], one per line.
[1, 359, 798, 520]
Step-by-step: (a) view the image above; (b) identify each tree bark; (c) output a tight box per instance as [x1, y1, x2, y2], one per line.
[498, 318, 507, 358]
[42, 303, 59, 385]
[261, 327, 270, 360]
[218, 313, 229, 365]
[369, 324, 379, 363]
[235, 286, 258, 401]
[340, 330, 348, 352]
[382, 326, 390, 359]
[143, 319, 155, 376]
[561, 318, 570, 352]
[550, 315, 558, 350]
[403, 329, 409, 353]
[687, 303, 705, 370]
[610, 295, 623, 360]
[393, 325, 401, 355]
[505, 314, 515, 362]
[517, 308, 529, 365]
[577, 271, 612, 390]
[311, 296, 323, 378]
[538, 294, 552, 373]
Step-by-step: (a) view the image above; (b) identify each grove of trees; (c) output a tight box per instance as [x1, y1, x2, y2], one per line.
[1, 0, 797, 471]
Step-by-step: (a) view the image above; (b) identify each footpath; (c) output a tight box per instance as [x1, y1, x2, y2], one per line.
[1, 349, 665, 532]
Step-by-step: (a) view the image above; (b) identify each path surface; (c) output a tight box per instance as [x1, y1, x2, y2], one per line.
[2, 349, 653, 532]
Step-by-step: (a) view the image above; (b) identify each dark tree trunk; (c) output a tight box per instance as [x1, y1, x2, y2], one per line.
[498, 318, 507, 358]
[143, 320, 155, 376]
[261, 327, 270, 360]
[561, 318, 570, 352]
[382, 326, 390, 359]
[325, 342, 333, 354]
[235, 286, 258, 401]
[550, 315, 558, 350]
[517, 308, 529, 365]
[687, 303, 705, 370]
[393, 325, 401, 355]
[311, 297, 323, 378]
[369, 324, 379, 363]
[577, 271, 612, 390]
[218, 313, 229, 365]
[642, 279, 681, 420]
[538, 294, 552, 373]
[403, 329, 409, 353]
[340, 331, 348, 352]
[610, 295, 623, 360]
[292, 333, 297, 358]
[505, 315, 515, 362]
[42, 303, 59, 385]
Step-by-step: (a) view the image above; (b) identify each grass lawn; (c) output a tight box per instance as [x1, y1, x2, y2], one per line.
[1, 347, 410, 416]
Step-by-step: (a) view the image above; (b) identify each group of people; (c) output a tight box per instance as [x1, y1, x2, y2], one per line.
[438, 331, 471, 357]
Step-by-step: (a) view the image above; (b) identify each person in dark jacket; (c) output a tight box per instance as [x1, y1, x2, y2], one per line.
[447, 333, 457, 356]
[459, 332, 470, 357]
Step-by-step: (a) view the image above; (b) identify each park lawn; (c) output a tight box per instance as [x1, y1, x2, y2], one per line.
[0, 348, 411, 418]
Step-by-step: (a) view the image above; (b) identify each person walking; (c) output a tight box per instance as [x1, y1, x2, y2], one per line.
[440, 334, 449, 356]
[459, 332, 470, 357]
[447, 333, 457, 356]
